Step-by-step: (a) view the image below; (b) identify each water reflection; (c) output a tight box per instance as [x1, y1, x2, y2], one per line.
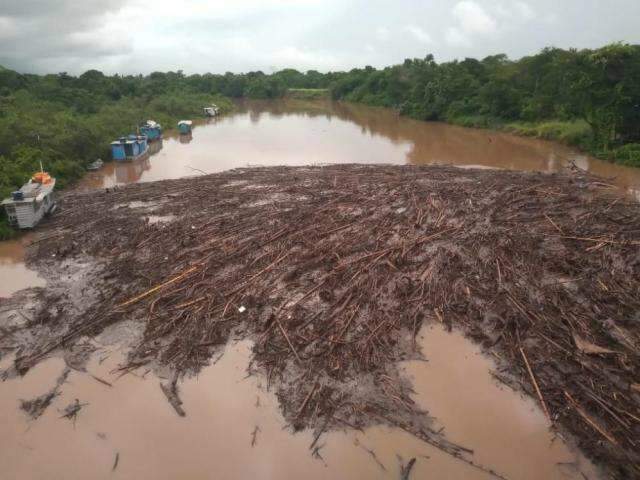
[115, 157, 152, 184]
[80, 142, 160, 190]
[179, 133, 193, 144]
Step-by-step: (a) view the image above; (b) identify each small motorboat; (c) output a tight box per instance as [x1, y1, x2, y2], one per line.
[203, 105, 219, 117]
[87, 159, 104, 171]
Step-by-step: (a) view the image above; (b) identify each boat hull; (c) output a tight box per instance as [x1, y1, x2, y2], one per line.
[2, 178, 56, 229]
[121, 144, 150, 162]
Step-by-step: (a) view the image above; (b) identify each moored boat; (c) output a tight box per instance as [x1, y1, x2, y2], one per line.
[111, 135, 149, 162]
[87, 159, 104, 171]
[203, 105, 219, 117]
[178, 120, 193, 134]
[2, 169, 57, 229]
[140, 120, 162, 141]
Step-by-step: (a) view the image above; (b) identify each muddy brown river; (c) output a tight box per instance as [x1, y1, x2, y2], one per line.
[2, 98, 637, 479]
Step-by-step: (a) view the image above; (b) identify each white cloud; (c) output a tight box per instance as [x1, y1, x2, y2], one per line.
[405, 25, 433, 44]
[1, 0, 639, 74]
[452, 1, 497, 36]
[513, 1, 536, 21]
[445, 27, 471, 47]
[0, 17, 19, 40]
[493, 1, 536, 22]
[446, 0, 537, 48]
[376, 26, 391, 42]
[268, 46, 341, 71]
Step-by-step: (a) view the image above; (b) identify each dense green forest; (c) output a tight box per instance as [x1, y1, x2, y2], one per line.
[0, 72, 233, 197]
[1, 43, 639, 238]
[173, 43, 640, 164]
[329, 44, 640, 166]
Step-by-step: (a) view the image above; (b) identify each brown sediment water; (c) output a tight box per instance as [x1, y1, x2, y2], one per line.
[402, 325, 599, 480]
[0, 325, 598, 480]
[77, 99, 640, 197]
[3, 99, 640, 297]
[0, 235, 45, 298]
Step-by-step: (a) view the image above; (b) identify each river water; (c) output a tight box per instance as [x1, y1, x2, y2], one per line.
[80, 99, 640, 194]
[0, 325, 598, 480]
[1, 98, 631, 478]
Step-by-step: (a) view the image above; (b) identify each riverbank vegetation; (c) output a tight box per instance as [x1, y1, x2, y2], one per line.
[0, 69, 232, 238]
[329, 44, 640, 166]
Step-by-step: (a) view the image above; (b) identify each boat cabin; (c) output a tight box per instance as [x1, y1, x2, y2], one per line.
[111, 135, 149, 161]
[140, 120, 162, 141]
[178, 120, 193, 134]
[1, 171, 57, 229]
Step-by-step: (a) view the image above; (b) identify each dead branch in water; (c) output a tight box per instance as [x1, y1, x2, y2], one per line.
[520, 347, 551, 424]
[251, 426, 260, 447]
[400, 457, 416, 480]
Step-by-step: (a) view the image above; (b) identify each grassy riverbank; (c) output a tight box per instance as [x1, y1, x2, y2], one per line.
[445, 115, 640, 166]
[447, 116, 593, 150]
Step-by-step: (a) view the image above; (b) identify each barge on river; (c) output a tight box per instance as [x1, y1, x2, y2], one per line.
[111, 135, 149, 162]
[2, 170, 56, 229]
[139, 120, 162, 141]
[178, 120, 193, 134]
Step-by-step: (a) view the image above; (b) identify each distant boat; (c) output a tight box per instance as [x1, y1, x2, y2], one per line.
[2, 169, 57, 229]
[203, 105, 219, 117]
[178, 120, 193, 134]
[87, 159, 104, 171]
[111, 135, 149, 162]
[140, 120, 162, 141]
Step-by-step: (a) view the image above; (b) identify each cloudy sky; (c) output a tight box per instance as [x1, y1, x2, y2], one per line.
[1, 0, 639, 75]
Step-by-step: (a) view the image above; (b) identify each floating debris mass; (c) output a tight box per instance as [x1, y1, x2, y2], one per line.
[1, 164, 639, 479]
